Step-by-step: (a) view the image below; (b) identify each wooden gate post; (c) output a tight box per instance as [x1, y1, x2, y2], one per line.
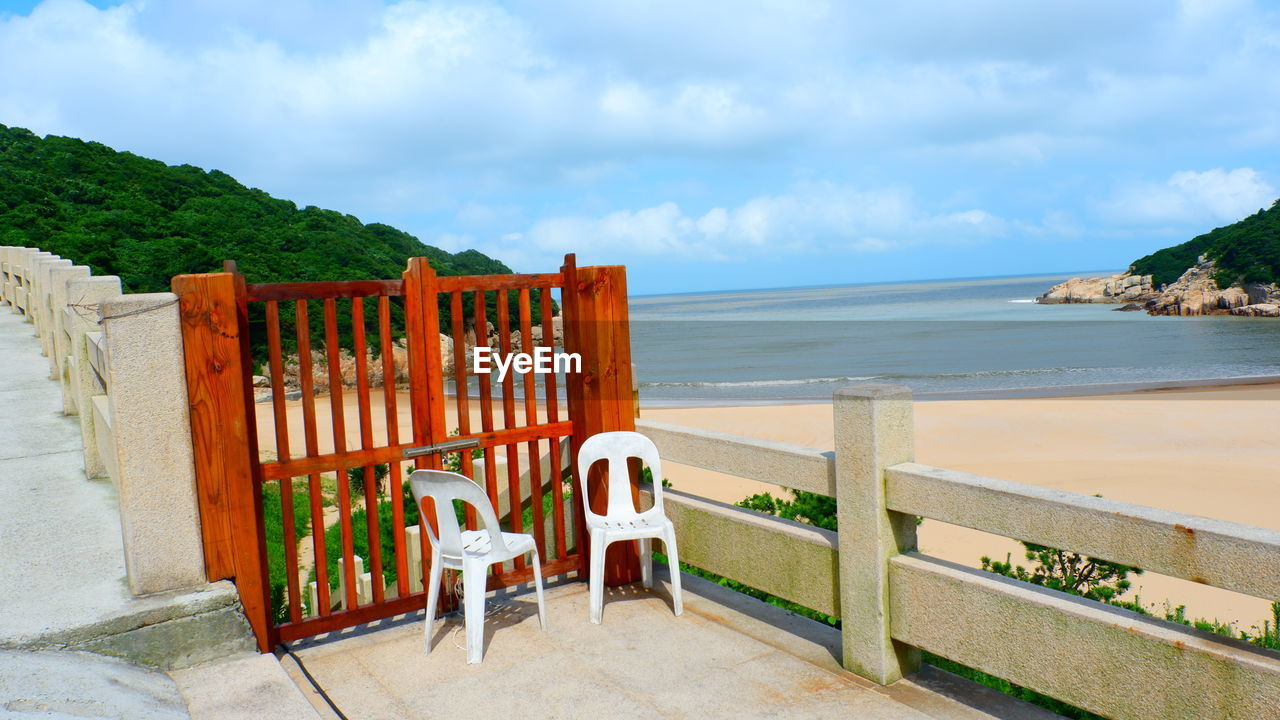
[172, 271, 274, 652]
[563, 256, 642, 586]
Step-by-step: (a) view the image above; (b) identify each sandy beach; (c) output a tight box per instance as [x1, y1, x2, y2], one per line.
[643, 383, 1280, 630]
[256, 382, 1280, 629]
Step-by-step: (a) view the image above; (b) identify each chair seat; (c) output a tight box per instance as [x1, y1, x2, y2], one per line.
[439, 529, 536, 569]
[586, 514, 672, 541]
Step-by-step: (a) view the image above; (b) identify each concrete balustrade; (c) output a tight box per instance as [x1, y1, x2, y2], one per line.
[6, 246, 207, 599]
[99, 292, 206, 595]
[0, 246, 15, 305]
[66, 276, 122, 479]
[31, 255, 71, 348]
[639, 385, 1280, 720]
[47, 264, 90, 403]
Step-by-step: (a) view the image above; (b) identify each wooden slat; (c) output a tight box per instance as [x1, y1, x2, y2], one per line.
[496, 289, 524, 570]
[246, 279, 403, 302]
[419, 265, 449, 473]
[379, 296, 409, 599]
[450, 290, 476, 530]
[474, 290, 500, 515]
[540, 287, 567, 558]
[351, 297, 384, 605]
[265, 301, 301, 623]
[295, 300, 330, 616]
[437, 273, 563, 293]
[519, 288, 545, 558]
[264, 302, 291, 461]
[324, 298, 358, 611]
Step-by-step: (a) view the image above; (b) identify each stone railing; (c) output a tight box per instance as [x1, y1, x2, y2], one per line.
[0, 245, 206, 597]
[637, 385, 1280, 719]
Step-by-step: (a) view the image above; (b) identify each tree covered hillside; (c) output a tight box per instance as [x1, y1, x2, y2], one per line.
[0, 123, 513, 291]
[1130, 200, 1280, 288]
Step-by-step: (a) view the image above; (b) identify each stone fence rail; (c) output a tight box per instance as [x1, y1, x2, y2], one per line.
[637, 388, 1280, 720]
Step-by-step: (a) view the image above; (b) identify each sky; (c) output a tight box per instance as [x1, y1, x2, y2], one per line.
[1, 0, 1278, 294]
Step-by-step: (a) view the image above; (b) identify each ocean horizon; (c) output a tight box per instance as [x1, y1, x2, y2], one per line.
[628, 270, 1280, 403]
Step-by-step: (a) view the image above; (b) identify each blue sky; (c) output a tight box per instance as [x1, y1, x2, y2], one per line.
[2, 0, 1278, 294]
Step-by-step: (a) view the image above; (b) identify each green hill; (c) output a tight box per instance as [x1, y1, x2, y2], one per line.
[1130, 200, 1280, 288]
[0, 123, 513, 290]
[0, 123, 548, 343]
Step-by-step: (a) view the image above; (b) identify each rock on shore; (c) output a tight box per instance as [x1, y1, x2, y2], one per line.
[1145, 260, 1280, 316]
[1036, 259, 1280, 317]
[1036, 273, 1157, 304]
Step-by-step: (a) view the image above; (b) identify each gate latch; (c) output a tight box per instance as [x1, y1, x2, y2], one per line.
[403, 437, 482, 459]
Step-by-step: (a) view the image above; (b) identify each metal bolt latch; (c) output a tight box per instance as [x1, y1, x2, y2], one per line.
[403, 437, 482, 458]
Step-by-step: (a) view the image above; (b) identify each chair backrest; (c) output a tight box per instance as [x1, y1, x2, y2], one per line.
[408, 469, 509, 559]
[576, 431, 665, 522]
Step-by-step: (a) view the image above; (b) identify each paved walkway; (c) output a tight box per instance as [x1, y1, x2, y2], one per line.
[0, 305, 319, 719]
[289, 573, 1055, 720]
[0, 307, 139, 646]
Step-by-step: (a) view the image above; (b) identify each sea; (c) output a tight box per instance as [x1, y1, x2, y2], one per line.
[628, 271, 1280, 404]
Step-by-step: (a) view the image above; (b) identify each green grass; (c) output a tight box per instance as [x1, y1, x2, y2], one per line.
[262, 479, 312, 623]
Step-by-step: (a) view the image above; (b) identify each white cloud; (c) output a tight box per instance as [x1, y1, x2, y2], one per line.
[2, 0, 1276, 194]
[1, 0, 1278, 287]
[462, 183, 1004, 269]
[1109, 168, 1276, 225]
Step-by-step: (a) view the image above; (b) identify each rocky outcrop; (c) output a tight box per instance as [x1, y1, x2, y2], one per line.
[1037, 273, 1157, 304]
[1038, 259, 1280, 317]
[1143, 260, 1280, 316]
[1232, 303, 1280, 317]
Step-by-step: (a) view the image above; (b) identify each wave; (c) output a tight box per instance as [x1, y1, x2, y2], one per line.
[880, 367, 1097, 380]
[641, 367, 1105, 389]
[640, 375, 879, 388]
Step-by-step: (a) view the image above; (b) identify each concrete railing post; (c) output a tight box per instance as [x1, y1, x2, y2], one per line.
[833, 384, 920, 684]
[28, 254, 64, 333]
[100, 292, 206, 595]
[17, 249, 47, 318]
[48, 265, 91, 397]
[0, 246, 14, 305]
[6, 248, 31, 313]
[66, 276, 123, 479]
[34, 255, 71, 343]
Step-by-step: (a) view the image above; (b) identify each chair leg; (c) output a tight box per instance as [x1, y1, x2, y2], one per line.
[589, 531, 607, 624]
[423, 548, 443, 654]
[462, 564, 487, 664]
[664, 528, 683, 616]
[639, 537, 653, 589]
[530, 548, 547, 631]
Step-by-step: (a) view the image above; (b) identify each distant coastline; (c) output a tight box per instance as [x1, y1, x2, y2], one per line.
[638, 375, 1280, 408]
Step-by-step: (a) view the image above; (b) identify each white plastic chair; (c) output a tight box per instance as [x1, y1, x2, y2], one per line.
[408, 469, 547, 664]
[577, 431, 683, 624]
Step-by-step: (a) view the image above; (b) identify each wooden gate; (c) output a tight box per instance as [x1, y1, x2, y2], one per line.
[173, 255, 639, 651]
